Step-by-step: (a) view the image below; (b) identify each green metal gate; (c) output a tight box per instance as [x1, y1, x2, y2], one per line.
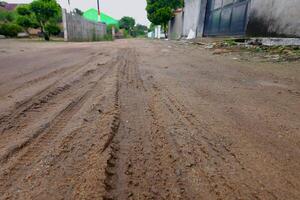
[203, 0, 250, 36]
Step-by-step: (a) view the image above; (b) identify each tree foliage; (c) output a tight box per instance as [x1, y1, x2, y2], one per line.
[16, 5, 31, 16]
[16, 16, 32, 29]
[30, 0, 61, 40]
[119, 16, 135, 33]
[45, 22, 60, 36]
[73, 8, 83, 16]
[0, 23, 22, 37]
[107, 24, 119, 35]
[119, 16, 148, 38]
[146, 0, 183, 36]
[0, 10, 15, 22]
[16, 5, 38, 33]
[133, 24, 148, 37]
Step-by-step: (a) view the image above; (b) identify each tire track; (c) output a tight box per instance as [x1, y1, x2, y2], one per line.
[0, 53, 98, 98]
[0, 56, 117, 169]
[0, 49, 124, 199]
[0, 48, 93, 87]
[0, 55, 112, 134]
[0, 78, 110, 197]
[103, 48, 185, 200]
[149, 81, 279, 200]
[0, 50, 111, 127]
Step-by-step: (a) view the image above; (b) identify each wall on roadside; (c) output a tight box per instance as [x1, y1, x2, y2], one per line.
[246, 0, 300, 37]
[183, 0, 208, 38]
[195, 0, 208, 37]
[183, 0, 201, 37]
[168, 11, 183, 40]
[183, 0, 300, 38]
[62, 9, 106, 42]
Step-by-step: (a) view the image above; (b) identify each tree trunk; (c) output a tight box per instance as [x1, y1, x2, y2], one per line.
[43, 32, 50, 41]
[163, 23, 168, 38]
[41, 23, 49, 41]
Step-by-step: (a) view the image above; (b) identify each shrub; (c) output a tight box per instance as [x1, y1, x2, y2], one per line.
[16, 16, 32, 31]
[106, 24, 119, 35]
[0, 23, 22, 37]
[102, 34, 113, 41]
[0, 10, 16, 22]
[45, 23, 61, 36]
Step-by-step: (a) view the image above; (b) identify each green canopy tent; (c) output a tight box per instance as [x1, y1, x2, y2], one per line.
[83, 8, 119, 27]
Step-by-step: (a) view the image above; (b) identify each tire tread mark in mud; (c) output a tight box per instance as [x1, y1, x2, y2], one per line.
[0, 61, 116, 164]
[0, 63, 114, 183]
[0, 50, 99, 88]
[0, 54, 108, 130]
[103, 49, 140, 200]
[103, 49, 186, 200]
[151, 82, 279, 200]
[101, 51, 128, 200]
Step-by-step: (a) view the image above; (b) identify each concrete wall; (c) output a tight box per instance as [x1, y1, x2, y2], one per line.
[181, 0, 300, 38]
[62, 9, 106, 42]
[246, 0, 300, 37]
[183, 0, 201, 37]
[168, 11, 183, 40]
[183, 0, 208, 38]
[196, 0, 208, 37]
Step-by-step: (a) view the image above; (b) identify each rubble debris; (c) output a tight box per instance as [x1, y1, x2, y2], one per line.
[248, 38, 300, 46]
[193, 38, 300, 62]
[17, 33, 30, 38]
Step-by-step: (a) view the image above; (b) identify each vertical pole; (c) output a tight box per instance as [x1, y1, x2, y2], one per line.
[112, 26, 115, 38]
[97, 0, 101, 22]
[62, 8, 68, 41]
[68, 0, 71, 12]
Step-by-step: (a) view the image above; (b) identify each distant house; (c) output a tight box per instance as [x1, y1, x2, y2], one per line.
[0, 2, 23, 11]
[0, 2, 46, 36]
[83, 9, 119, 27]
[168, 9, 184, 40]
[0, 2, 5, 11]
[169, 0, 300, 39]
[148, 25, 166, 39]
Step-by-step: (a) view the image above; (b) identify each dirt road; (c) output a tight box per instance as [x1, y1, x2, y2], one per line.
[0, 39, 299, 200]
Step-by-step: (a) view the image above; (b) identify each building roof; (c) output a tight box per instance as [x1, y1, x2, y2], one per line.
[83, 9, 119, 26]
[0, 3, 22, 11]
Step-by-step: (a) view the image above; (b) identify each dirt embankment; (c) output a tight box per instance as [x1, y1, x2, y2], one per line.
[0, 39, 299, 200]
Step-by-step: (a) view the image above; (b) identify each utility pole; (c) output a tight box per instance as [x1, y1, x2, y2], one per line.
[68, 0, 71, 12]
[97, 0, 101, 22]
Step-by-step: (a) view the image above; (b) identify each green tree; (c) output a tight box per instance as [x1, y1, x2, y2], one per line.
[119, 16, 135, 35]
[0, 23, 22, 37]
[133, 24, 148, 37]
[16, 5, 31, 16]
[30, 0, 61, 40]
[148, 23, 155, 32]
[16, 5, 38, 34]
[107, 24, 119, 35]
[16, 16, 32, 32]
[73, 8, 83, 16]
[0, 10, 16, 22]
[45, 22, 60, 36]
[146, 0, 183, 37]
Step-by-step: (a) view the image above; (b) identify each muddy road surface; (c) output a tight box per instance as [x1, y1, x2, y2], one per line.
[0, 39, 299, 200]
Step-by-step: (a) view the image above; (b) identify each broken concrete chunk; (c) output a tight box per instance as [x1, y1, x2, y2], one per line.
[248, 38, 300, 46]
[17, 32, 29, 38]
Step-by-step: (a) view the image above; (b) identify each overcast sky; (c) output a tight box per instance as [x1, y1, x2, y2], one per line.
[6, 0, 150, 26]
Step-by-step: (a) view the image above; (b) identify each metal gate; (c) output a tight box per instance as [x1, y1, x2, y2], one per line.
[203, 0, 250, 36]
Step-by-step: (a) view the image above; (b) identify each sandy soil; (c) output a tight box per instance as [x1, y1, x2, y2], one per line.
[0, 39, 299, 200]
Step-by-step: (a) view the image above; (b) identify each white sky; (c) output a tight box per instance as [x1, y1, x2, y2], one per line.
[5, 0, 150, 26]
